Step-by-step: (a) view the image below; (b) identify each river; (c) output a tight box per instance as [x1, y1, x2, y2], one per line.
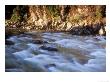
[5, 32, 106, 72]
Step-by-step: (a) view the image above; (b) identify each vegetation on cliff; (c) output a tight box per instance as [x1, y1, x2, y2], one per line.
[5, 5, 106, 36]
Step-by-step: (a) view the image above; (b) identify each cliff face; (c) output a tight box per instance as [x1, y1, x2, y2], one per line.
[5, 5, 106, 35]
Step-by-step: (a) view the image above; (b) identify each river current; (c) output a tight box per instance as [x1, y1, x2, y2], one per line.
[5, 32, 106, 72]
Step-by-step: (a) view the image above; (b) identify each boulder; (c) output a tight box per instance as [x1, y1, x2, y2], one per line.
[32, 39, 48, 44]
[66, 22, 72, 31]
[99, 26, 106, 35]
[5, 53, 20, 68]
[5, 40, 14, 45]
[40, 44, 58, 51]
[21, 58, 47, 72]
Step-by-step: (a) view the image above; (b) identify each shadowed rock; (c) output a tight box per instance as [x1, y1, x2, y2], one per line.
[70, 23, 105, 35]
[32, 39, 48, 44]
[40, 44, 58, 51]
[5, 52, 20, 68]
[5, 40, 15, 45]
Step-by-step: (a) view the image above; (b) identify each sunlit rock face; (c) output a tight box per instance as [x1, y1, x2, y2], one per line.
[5, 32, 106, 72]
[5, 5, 106, 35]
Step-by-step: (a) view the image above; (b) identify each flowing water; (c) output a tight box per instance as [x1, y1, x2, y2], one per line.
[5, 32, 106, 72]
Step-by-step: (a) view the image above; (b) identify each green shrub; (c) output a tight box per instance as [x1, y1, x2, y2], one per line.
[10, 8, 21, 22]
[95, 9, 102, 20]
[46, 6, 60, 17]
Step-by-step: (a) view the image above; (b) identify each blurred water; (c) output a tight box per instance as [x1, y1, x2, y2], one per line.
[5, 32, 106, 72]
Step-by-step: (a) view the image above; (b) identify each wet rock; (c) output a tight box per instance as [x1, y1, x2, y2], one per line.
[93, 36, 106, 41]
[7, 36, 19, 43]
[70, 23, 103, 35]
[5, 56, 19, 68]
[32, 39, 48, 44]
[40, 44, 58, 51]
[44, 64, 56, 68]
[21, 58, 47, 72]
[12, 43, 28, 51]
[5, 27, 26, 38]
[5, 52, 20, 68]
[70, 26, 94, 35]
[5, 40, 14, 45]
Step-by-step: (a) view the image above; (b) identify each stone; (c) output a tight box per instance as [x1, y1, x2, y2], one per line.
[44, 64, 56, 68]
[5, 40, 14, 45]
[66, 22, 72, 31]
[5, 53, 20, 68]
[40, 44, 58, 51]
[32, 39, 48, 44]
[21, 59, 47, 72]
[99, 27, 105, 35]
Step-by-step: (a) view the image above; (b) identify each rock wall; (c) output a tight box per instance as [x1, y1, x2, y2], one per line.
[5, 5, 106, 35]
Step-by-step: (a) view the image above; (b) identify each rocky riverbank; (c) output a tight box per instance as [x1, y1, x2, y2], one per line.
[5, 5, 106, 37]
[5, 21, 106, 39]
